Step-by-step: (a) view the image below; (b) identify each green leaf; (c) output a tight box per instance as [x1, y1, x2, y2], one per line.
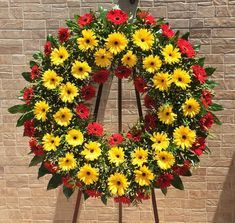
[171, 175, 184, 190]
[22, 72, 32, 82]
[47, 174, 62, 190]
[16, 111, 34, 127]
[29, 60, 38, 68]
[101, 195, 108, 205]
[209, 103, 223, 111]
[29, 155, 44, 167]
[181, 32, 190, 40]
[205, 67, 216, 76]
[8, 104, 30, 114]
[198, 57, 205, 66]
[205, 80, 219, 89]
[38, 163, 51, 179]
[194, 44, 201, 52]
[84, 192, 89, 201]
[182, 169, 192, 177]
[47, 34, 58, 47]
[161, 187, 167, 195]
[212, 113, 222, 125]
[33, 51, 43, 61]
[63, 186, 74, 199]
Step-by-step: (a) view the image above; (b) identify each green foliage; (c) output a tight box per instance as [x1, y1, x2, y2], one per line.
[22, 72, 32, 82]
[29, 155, 44, 167]
[63, 186, 74, 198]
[209, 103, 223, 111]
[171, 175, 184, 190]
[205, 67, 216, 76]
[8, 104, 30, 114]
[47, 174, 62, 190]
[16, 111, 34, 127]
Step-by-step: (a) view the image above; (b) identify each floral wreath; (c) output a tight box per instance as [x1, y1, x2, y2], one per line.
[9, 7, 223, 205]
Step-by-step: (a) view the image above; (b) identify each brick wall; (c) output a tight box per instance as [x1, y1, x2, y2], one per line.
[0, 0, 234, 222]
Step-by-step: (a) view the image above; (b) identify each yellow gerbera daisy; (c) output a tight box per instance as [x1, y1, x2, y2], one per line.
[77, 29, 98, 51]
[42, 70, 63, 90]
[182, 98, 200, 118]
[108, 173, 129, 196]
[42, 133, 60, 151]
[71, 60, 91, 80]
[121, 50, 137, 68]
[143, 55, 162, 73]
[152, 72, 171, 91]
[108, 147, 125, 166]
[132, 29, 154, 51]
[81, 141, 101, 161]
[59, 152, 77, 171]
[158, 104, 177, 125]
[161, 44, 181, 64]
[156, 151, 175, 170]
[66, 129, 84, 147]
[59, 82, 78, 103]
[173, 126, 196, 149]
[77, 164, 99, 185]
[53, 107, 73, 126]
[50, 46, 69, 65]
[172, 68, 191, 89]
[106, 32, 128, 55]
[94, 48, 113, 67]
[34, 101, 50, 121]
[134, 165, 154, 186]
[150, 132, 170, 151]
[131, 147, 148, 166]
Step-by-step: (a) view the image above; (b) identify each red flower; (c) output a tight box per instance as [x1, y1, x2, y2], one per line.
[106, 9, 128, 25]
[144, 94, 155, 108]
[137, 11, 149, 19]
[78, 13, 93, 27]
[62, 175, 74, 189]
[199, 112, 214, 131]
[29, 138, 44, 156]
[44, 161, 58, 173]
[160, 24, 175, 38]
[156, 173, 173, 189]
[76, 103, 90, 119]
[85, 189, 102, 197]
[92, 69, 110, 84]
[177, 38, 195, 58]
[23, 87, 34, 105]
[58, 27, 70, 42]
[114, 196, 131, 204]
[24, 120, 35, 137]
[81, 85, 96, 100]
[173, 160, 191, 175]
[108, 133, 124, 146]
[76, 181, 82, 188]
[31, 65, 40, 80]
[115, 66, 132, 79]
[192, 65, 207, 84]
[144, 15, 156, 25]
[144, 113, 157, 130]
[201, 90, 213, 108]
[191, 137, 206, 156]
[126, 131, 141, 142]
[134, 76, 147, 93]
[136, 191, 150, 201]
[44, 41, 52, 56]
[87, 122, 104, 137]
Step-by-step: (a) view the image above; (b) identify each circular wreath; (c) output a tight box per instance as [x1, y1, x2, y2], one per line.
[9, 7, 223, 204]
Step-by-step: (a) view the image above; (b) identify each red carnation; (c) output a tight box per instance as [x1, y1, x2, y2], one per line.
[44, 161, 58, 173]
[115, 66, 132, 79]
[85, 189, 102, 197]
[92, 69, 110, 84]
[160, 24, 175, 38]
[106, 9, 128, 25]
[76, 103, 90, 119]
[191, 137, 206, 156]
[137, 11, 149, 19]
[24, 120, 35, 137]
[78, 13, 93, 27]
[114, 196, 131, 204]
[177, 38, 195, 58]
[87, 122, 104, 137]
[144, 15, 156, 25]
[134, 76, 147, 93]
[192, 65, 207, 84]
[144, 94, 155, 108]
[23, 87, 34, 105]
[44, 41, 52, 56]
[108, 133, 124, 146]
[201, 90, 213, 108]
[31, 64, 40, 80]
[62, 175, 74, 189]
[200, 112, 214, 131]
[144, 113, 157, 130]
[136, 191, 150, 201]
[29, 138, 44, 156]
[81, 85, 96, 101]
[173, 160, 191, 175]
[156, 173, 173, 189]
[58, 27, 70, 42]
[126, 131, 141, 142]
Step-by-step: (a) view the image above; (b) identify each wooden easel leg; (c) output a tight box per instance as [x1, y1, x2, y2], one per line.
[72, 191, 82, 223]
[151, 189, 160, 223]
[119, 203, 122, 223]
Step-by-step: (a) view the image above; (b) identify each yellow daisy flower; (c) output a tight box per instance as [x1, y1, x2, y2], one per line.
[59, 82, 78, 103]
[143, 55, 162, 73]
[173, 125, 196, 149]
[152, 72, 171, 91]
[132, 29, 154, 51]
[42, 133, 60, 151]
[53, 107, 73, 126]
[77, 29, 98, 51]
[121, 50, 137, 67]
[66, 129, 84, 147]
[158, 104, 177, 125]
[156, 151, 175, 170]
[161, 44, 181, 64]
[50, 46, 69, 65]
[108, 173, 129, 196]
[108, 147, 125, 166]
[94, 48, 113, 67]
[77, 164, 99, 185]
[182, 98, 200, 118]
[34, 101, 50, 121]
[134, 165, 154, 186]
[71, 60, 91, 80]
[106, 32, 128, 55]
[81, 141, 101, 161]
[150, 132, 170, 151]
[131, 147, 148, 166]
[42, 70, 63, 90]
[172, 68, 191, 89]
[59, 152, 77, 171]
